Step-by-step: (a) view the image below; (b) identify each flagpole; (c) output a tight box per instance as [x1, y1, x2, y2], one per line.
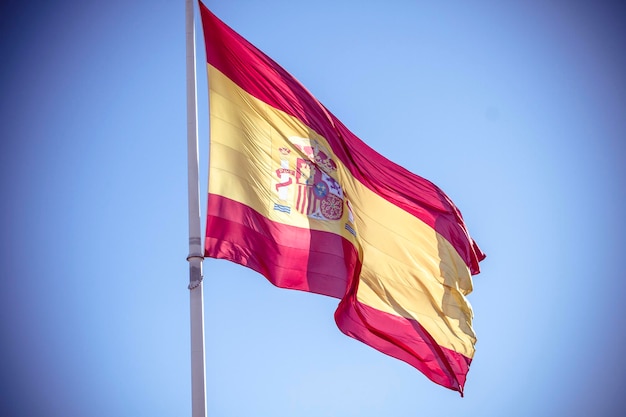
[185, 0, 207, 416]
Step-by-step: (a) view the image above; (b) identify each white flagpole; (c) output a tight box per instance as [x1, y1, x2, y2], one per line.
[185, 0, 207, 416]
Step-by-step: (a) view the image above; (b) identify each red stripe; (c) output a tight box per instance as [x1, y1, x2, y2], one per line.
[335, 296, 471, 394]
[199, 3, 485, 274]
[205, 194, 356, 298]
[296, 186, 303, 212]
[204, 193, 470, 394]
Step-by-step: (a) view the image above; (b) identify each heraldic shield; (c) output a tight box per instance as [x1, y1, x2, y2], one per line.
[274, 136, 344, 221]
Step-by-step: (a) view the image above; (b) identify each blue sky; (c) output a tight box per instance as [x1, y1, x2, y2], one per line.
[1, 0, 625, 416]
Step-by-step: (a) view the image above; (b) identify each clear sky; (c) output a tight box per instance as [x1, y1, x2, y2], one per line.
[1, 0, 625, 416]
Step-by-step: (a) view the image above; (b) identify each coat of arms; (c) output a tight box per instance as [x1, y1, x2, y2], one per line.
[274, 136, 344, 221]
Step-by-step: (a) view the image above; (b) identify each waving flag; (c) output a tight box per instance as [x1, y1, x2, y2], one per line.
[198, 1, 485, 395]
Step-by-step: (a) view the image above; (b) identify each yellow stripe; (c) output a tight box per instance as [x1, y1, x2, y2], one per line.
[207, 65, 475, 356]
[347, 180, 476, 356]
[208, 65, 356, 240]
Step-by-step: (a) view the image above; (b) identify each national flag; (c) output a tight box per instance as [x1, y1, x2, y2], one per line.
[198, 1, 486, 395]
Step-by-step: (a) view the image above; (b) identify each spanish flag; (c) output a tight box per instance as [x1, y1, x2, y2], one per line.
[199, 1, 485, 395]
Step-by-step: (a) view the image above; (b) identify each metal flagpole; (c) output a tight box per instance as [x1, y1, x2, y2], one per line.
[185, 0, 207, 416]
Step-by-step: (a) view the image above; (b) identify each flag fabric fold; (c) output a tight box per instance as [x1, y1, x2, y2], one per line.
[198, 0, 485, 395]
